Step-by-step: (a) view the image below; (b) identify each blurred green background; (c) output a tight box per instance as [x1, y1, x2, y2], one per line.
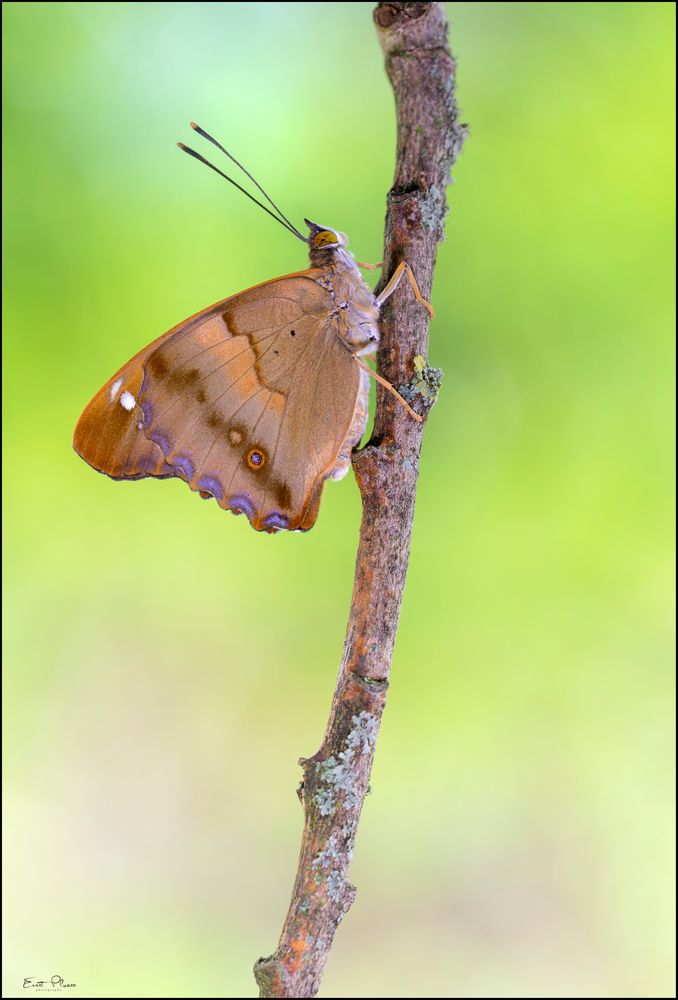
[3, 2, 675, 997]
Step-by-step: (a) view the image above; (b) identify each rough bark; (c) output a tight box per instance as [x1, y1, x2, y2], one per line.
[253, 4, 466, 996]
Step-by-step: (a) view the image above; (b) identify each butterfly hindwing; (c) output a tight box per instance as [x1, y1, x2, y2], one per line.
[73, 270, 365, 532]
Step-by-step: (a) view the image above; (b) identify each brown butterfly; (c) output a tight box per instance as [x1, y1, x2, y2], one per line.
[73, 123, 432, 533]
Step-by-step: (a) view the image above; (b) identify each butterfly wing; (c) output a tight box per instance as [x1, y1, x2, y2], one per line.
[73, 269, 366, 532]
[73, 341, 177, 483]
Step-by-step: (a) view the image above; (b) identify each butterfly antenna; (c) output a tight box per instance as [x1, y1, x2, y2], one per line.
[177, 142, 308, 243]
[188, 122, 307, 242]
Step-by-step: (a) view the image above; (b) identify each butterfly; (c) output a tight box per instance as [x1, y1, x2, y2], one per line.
[73, 123, 433, 534]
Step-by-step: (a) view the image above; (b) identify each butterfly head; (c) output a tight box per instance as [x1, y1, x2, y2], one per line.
[304, 219, 348, 262]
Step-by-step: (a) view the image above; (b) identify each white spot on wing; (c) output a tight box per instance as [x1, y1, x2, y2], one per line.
[120, 391, 136, 411]
[109, 377, 123, 402]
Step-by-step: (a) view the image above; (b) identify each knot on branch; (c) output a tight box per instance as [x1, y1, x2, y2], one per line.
[254, 957, 289, 998]
[386, 181, 448, 245]
[352, 439, 391, 489]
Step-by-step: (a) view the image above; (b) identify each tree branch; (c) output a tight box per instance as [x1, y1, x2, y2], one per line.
[253, 4, 466, 996]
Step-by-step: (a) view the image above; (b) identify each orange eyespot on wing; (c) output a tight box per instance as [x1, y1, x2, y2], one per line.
[73, 269, 369, 534]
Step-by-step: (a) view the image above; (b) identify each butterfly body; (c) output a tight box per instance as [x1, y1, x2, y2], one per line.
[308, 241, 380, 350]
[74, 226, 383, 533]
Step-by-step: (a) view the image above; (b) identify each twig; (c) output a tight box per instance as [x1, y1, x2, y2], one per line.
[253, 4, 466, 996]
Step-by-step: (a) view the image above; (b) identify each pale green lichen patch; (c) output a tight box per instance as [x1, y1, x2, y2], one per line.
[311, 713, 380, 817]
[326, 870, 344, 902]
[340, 823, 356, 860]
[347, 711, 379, 754]
[314, 785, 336, 816]
[420, 182, 444, 232]
[325, 749, 361, 810]
[399, 355, 443, 407]
[312, 834, 341, 871]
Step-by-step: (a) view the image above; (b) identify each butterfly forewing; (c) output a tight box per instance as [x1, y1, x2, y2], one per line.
[74, 271, 364, 533]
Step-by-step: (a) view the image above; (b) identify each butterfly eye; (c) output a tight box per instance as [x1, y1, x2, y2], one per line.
[313, 230, 338, 248]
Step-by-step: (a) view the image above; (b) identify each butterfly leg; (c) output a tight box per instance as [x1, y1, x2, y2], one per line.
[375, 261, 434, 320]
[353, 356, 423, 423]
[355, 259, 383, 271]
